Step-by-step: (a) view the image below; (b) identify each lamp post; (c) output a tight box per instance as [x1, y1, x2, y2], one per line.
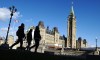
[93, 37, 99, 55]
[5, 6, 17, 44]
[61, 41, 64, 55]
[95, 37, 97, 50]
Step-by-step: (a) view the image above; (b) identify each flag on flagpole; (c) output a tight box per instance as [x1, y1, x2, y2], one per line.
[14, 20, 19, 23]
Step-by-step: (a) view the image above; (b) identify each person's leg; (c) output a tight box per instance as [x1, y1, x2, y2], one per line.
[19, 38, 23, 49]
[29, 44, 35, 50]
[26, 41, 31, 50]
[26, 41, 29, 50]
[29, 40, 36, 50]
[10, 39, 19, 49]
[34, 41, 39, 52]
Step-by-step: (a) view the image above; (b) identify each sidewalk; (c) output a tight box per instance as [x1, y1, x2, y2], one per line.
[0, 49, 99, 60]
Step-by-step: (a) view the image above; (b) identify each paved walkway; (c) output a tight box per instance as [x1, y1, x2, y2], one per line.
[0, 49, 100, 60]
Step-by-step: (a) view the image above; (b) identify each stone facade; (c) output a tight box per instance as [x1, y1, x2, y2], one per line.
[67, 5, 76, 48]
[24, 5, 88, 49]
[7, 35, 14, 46]
[0, 35, 14, 46]
[76, 37, 87, 49]
[26, 21, 66, 49]
[0, 37, 5, 45]
[66, 4, 88, 49]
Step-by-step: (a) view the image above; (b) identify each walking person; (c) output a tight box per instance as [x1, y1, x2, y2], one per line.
[10, 23, 25, 49]
[29, 25, 41, 53]
[26, 29, 33, 50]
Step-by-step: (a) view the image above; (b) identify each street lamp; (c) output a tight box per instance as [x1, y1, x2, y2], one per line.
[95, 37, 97, 50]
[5, 6, 17, 44]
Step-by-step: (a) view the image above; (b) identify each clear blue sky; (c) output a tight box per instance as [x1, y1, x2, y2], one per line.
[0, 0, 100, 47]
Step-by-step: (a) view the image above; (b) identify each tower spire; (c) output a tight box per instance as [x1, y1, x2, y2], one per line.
[67, 0, 76, 48]
[70, 1, 74, 15]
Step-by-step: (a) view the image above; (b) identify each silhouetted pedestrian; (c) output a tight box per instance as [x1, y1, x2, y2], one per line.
[29, 26, 41, 53]
[10, 23, 25, 49]
[26, 29, 33, 50]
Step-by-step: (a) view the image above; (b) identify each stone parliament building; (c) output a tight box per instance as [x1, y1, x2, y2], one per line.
[23, 4, 87, 49]
[0, 3, 87, 50]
